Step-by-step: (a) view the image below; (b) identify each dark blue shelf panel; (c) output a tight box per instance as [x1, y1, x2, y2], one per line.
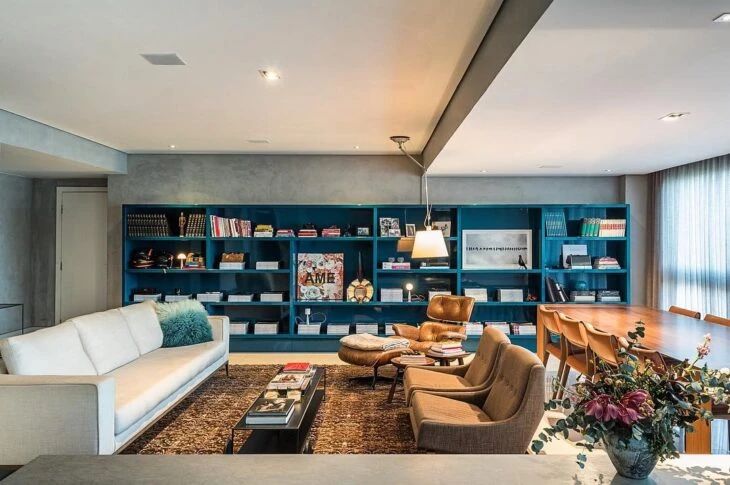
[474, 302, 541, 306]
[126, 269, 289, 274]
[376, 269, 457, 274]
[128, 236, 206, 241]
[544, 236, 627, 241]
[460, 269, 542, 274]
[545, 269, 627, 274]
[205, 301, 290, 306]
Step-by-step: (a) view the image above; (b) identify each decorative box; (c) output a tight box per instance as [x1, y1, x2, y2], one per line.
[326, 324, 351, 335]
[297, 324, 322, 335]
[256, 261, 280, 270]
[133, 293, 161, 302]
[428, 290, 452, 301]
[196, 292, 223, 302]
[228, 294, 253, 302]
[497, 289, 523, 302]
[219, 262, 246, 270]
[165, 294, 192, 302]
[511, 323, 536, 335]
[260, 292, 284, 302]
[485, 322, 511, 334]
[254, 322, 279, 335]
[355, 323, 379, 335]
[230, 322, 250, 335]
[465, 323, 484, 336]
[380, 288, 403, 302]
[463, 288, 488, 301]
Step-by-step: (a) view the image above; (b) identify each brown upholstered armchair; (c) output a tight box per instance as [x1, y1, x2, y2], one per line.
[393, 295, 475, 353]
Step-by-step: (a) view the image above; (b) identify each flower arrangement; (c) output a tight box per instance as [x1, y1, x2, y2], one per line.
[531, 322, 729, 478]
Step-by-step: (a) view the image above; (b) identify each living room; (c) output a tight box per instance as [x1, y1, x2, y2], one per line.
[0, 1, 728, 483]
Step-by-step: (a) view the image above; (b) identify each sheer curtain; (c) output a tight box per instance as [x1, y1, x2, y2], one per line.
[648, 154, 730, 317]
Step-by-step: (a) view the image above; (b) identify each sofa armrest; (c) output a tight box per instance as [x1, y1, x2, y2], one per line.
[412, 363, 469, 376]
[411, 387, 490, 407]
[0, 375, 115, 465]
[208, 315, 230, 348]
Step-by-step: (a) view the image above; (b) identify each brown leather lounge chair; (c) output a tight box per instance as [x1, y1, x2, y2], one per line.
[409, 345, 545, 453]
[393, 295, 475, 352]
[403, 327, 509, 405]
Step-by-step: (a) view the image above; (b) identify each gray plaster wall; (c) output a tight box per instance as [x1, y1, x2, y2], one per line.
[0, 173, 32, 332]
[30, 178, 108, 326]
[107, 154, 622, 306]
[620, 175, 649, 305]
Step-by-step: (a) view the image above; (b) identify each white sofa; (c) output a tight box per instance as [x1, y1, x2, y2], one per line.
[0, 301, 229, 465]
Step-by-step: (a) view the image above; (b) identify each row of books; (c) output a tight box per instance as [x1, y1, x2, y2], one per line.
[127, 213, 171, 237]
[210, 216, 251, 237]
[579, 218, 626, 237]
[246, 363, 315, 424]
[184, 213, 206, 237]
[593, 256, 622, 270]
[544, 210, 568, 237]
[429, 341, 463, 356]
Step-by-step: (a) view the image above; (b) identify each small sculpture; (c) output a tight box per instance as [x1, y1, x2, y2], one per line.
[518, 255, 528, 270]
[178, 212, 187, 237]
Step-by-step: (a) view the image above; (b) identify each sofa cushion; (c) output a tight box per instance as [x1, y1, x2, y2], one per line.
[109, 340, 226, 434]
[411, 392, 490, 428]
[119, 301, 163, 355]
[70, 309, 140, 374]
[0, 322, 97, 375]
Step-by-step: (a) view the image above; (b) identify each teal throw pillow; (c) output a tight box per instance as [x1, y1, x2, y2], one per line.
[156, 300, 213, 347]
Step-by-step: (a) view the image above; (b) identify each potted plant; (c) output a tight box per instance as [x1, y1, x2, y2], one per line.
[531, 322, 730, 479]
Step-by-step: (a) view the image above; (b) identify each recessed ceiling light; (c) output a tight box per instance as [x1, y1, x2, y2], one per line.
[479, 170, 487, 173]
[247, 139, 270, 144]
[659, 112, 690, 121]
[353, 145, 360, 150]
[169, 144, 176, 149]
[140, 53, 186, 66]
[603, 169, 613, 173]
[713, 13, 730, 22]
[258, 70, 280, 81]
[539, 164, 563, 169]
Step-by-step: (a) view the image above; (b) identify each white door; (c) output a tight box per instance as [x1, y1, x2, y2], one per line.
[57, 189, 108, 322]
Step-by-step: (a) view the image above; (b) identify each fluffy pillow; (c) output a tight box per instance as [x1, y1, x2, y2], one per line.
[156, 300, 213, 347]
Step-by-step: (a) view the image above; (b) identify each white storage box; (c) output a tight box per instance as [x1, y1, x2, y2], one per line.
[463, 288, 488, 302]
[133, 293, 161, 302]
[326, 324, 351, 335]
[428, 290, 452, 301]
[228, 294, 254, 302]
[219, 262, 245, 270]
[385, 324, 396, 336]
[486, 322, 511, 334]
[254, 322, 279, 335]
[230, 322, 250, 335]
[497, 289, 523, 302]
[465, 323, 484, 336]
[380, 288, 403, 302]
[355, 323, 379, 335]
[196, 292, 223, 302]
[256, 261, 280, 270]
[297, 324, 322, 335]
[260, 292, 284, 302]
[165, 294, 192, 302]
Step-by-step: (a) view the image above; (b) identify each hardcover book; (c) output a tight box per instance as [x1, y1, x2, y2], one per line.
[297, 253, 344, 301]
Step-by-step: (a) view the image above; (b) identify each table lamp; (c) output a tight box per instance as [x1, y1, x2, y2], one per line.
[405, 283, 413, 302]
[177, 253, 187, 269]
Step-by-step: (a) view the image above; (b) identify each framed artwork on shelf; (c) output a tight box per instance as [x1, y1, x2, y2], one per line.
[297, 253, 344, 301]
[405, 224, 416, 237]
[379, 217, 400, 237]
[432, 221, 451, 237]
[462, 229, 532, 269]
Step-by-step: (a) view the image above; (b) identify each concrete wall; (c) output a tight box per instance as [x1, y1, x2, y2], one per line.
[30, 178, 108, 326]
[0, 173, 32, 333]
[620, 175, 649, 305]
[107, 154, 622, 306]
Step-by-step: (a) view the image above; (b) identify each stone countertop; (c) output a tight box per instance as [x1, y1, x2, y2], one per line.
[5, 454, 729, 484]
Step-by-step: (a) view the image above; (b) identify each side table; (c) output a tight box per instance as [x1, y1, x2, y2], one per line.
[387, 356, 436, 403]
[425, 350, 471, 367]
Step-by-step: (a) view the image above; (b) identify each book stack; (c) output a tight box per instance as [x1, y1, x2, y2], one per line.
[381, 261, 411, 270]
[209, 216, 251, 237]
[127, 213, 171, 237]
[254, 321, 279, 334]
[267, 373, 311, 391]
[381, 288, 403, 302]
[196, 291, 223, 302]
[570, 291, 596, 303]
[593, 257, 621, 270]
[399, 354, 428, 365]
[510, 323, 537, 335]
[254, 224, 274, 237]
[544, 210, 568, 237]
[282, 362, 313, 374]
[245, 398, 295, 425]
[298, 228, 318, 238]
[276, 229, 295, 238]
[184, 213, 206, 237]
[321, 227, 341, 238]
[429, 341, 463, 356]
[466, 322, 484, 336]
[256, 261, 280, 270]
[597, 290, 621, 302]
[228, 293, 253, 302]
[598, 219, 626, 237]
[486, 322, 511, 334]
[260, 292, 284, 302]
[545, 277, 568, 303]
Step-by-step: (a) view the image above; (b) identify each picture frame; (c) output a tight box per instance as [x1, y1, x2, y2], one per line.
[405, 224, 416, 237]
[462, 229, 532, 269]
[432, 220, 451, 237]
[356, 227, 370, 236]
[379, 217, 400, 237]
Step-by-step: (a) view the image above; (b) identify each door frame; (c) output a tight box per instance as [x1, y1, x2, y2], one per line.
[54, 187, 108, 324]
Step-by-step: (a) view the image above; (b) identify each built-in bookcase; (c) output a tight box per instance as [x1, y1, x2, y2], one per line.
[122, 204, 630, 352]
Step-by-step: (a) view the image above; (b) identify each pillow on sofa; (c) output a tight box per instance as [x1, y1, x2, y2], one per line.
[70, 309, 141, 374]
[156, 300, 212, 347]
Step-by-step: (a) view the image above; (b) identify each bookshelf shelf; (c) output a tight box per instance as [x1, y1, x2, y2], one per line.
[123, 203, 630, 352]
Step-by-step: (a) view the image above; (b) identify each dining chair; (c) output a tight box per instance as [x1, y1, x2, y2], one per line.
[616, 337, 667, 371]
[537, 305, 565, 398]
[582, 323, 621, 376]
[668, 305, 701, 319]
[704, 313, 730, 327]
[555, 313, 590, 398]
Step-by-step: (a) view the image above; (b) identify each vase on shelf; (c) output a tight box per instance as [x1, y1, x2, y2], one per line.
[603, 433, 658, 480]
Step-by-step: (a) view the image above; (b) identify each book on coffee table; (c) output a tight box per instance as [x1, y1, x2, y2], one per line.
[282, 362, 312, 374]
[245, 398, 295, 425]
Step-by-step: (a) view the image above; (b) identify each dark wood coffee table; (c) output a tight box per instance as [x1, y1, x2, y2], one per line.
[387, 356, 436, 403]
[425, 350, 470, 366]
[225, 367, 326, 454]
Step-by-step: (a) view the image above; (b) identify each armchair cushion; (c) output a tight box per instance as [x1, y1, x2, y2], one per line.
[119, 301, 163, 355]
[70, 309, 140, 375]
[404, 367, 472, 405]
[412, 392, 491, 433]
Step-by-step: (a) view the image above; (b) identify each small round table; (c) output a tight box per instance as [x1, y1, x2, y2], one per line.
[425, 350, 471, 367]
[387, 356, 436, 403]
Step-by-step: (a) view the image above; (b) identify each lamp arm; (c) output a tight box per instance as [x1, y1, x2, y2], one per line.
[395, 142, 432, 228]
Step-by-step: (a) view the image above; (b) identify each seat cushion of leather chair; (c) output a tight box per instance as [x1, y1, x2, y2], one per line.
[405, 367, 471, 396]
[412, 392, 491, 428]
[109, 340, 225, 434]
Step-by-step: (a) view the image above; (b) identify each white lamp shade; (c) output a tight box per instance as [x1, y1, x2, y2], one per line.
[411, 228, 448, 258]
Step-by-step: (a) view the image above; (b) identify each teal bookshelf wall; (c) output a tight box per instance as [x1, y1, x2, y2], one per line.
[122, 204, 630, 352]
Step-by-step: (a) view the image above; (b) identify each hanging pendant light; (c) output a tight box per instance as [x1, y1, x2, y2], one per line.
[390, 135, 448, 259]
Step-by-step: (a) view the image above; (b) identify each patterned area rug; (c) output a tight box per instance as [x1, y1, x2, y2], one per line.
[123, 364, 422, 454]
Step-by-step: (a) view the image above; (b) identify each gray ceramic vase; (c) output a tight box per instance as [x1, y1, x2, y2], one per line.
[604, 434, 659, 480]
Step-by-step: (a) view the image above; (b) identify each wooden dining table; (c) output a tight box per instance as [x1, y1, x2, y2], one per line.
[540, 304, 730, 454]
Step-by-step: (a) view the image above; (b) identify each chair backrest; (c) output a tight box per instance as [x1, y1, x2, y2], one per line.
[704, 314, 730, 327]
[557, 313, 587, 349]
[482, 345, 545, 422]
[463, 327, 510, 386]
[668, 306, 701, 319]
[583, 323, 620, 367]
[537, 305, 561, 335]
[617, 337, 667, 371]
[426, 295, 475, 323]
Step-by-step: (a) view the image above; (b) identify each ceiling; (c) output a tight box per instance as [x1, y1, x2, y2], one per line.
[0, 0, 498, 155]
[0, 144, 109, 178]
[429, 0, 730, 176]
